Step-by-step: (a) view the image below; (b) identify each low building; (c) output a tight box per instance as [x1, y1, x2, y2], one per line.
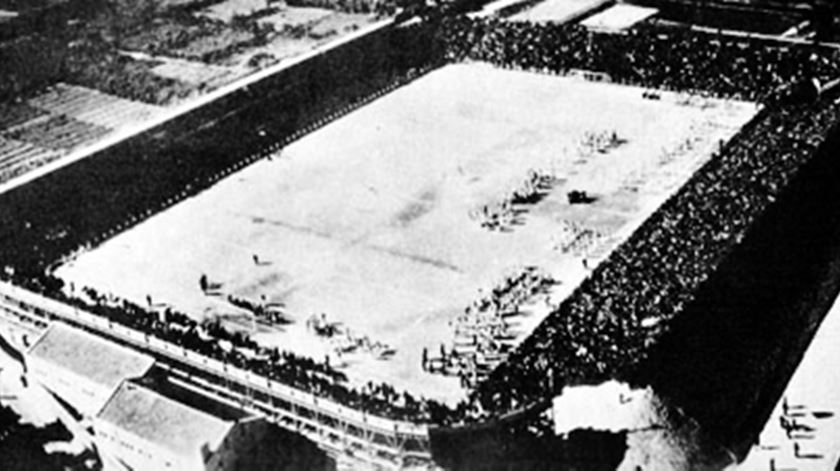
[94, 378, 270, 471]
[25, 322, 155, 417]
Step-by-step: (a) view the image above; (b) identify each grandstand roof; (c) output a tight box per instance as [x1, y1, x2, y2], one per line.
[27, 322, 154, 391]
[580, 4, 659, 31]
[137, 371, 250, 422]
[97, 380, 239, 455]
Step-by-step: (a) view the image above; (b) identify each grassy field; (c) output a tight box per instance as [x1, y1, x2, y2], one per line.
[55, 63, 756, 402]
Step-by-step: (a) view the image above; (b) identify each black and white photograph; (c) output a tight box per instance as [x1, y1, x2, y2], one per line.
[1, 0, 839, 469]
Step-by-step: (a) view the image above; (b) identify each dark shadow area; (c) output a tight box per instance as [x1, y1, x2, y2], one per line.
[0, 331, 25, 366]
[632, 125, 840, 461]
[429, 404, 627, 470]
[629, 0, 805, 35]
[0, 402, 93, 471]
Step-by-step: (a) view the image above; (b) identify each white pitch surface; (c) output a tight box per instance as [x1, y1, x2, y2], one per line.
[55, 63, 757, 403]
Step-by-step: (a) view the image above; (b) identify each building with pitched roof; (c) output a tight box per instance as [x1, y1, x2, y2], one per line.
[25, 321, 155, 417]
[94, 378, 270, 471]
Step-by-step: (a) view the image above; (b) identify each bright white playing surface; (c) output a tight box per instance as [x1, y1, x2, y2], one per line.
[55, 63, 757, 403]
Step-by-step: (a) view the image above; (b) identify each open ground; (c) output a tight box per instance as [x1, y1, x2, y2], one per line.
[55, 63, 757, 403]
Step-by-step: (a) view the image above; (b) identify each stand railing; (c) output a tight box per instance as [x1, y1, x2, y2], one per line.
[0, 281, 432, 469]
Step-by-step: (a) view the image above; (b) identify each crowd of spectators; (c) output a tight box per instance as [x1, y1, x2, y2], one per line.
[3, 13, 840, 427]
[0, 278, 473, 424]
[433, 16, 840, 415]
[425, 266, 554, 389]
[475, 99, 840, 414]
[34, 284, 460, 424]
[438, 17, 840, 103]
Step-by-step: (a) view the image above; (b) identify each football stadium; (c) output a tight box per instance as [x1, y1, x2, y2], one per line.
[2, 0, 840, 469]
[52, 62, 757, 404]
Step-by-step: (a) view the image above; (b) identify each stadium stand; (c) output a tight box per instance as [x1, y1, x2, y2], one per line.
[2, 13, 840, 429]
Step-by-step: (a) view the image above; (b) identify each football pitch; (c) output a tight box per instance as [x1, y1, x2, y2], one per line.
[55, 63, 757, 402]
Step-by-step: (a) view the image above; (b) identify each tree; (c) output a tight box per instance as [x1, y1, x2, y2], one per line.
[99, 0, 162, 44]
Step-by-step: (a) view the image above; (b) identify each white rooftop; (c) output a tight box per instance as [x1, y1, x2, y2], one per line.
[97, 381, 238, 455]
[581, 4, 659, 31]
[27, 322, 154, 391]
[508, 0, 611, 23]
